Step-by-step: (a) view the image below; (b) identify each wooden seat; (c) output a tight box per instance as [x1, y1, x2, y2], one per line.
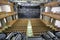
[4, 19, 53, 36]
[31, 19, 52, 36]
[4, 19, 28, 34]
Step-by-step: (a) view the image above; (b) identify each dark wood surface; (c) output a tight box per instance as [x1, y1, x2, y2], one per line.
[45, 2, 60, 7]
[4, 18, 52, 36]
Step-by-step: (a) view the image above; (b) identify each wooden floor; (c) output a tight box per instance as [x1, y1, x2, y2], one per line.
[4, 18, 52, 36]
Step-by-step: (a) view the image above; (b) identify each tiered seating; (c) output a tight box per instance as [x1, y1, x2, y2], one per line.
[4, 19, 28, 34]
[0, 0, 18, 32]
[41, 1, 60, 31]
[4, 19, 53, 36]
[31, 19, 52, 36]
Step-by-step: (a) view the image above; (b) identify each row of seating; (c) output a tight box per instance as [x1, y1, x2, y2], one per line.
[0, 31, 60, 40]
[0, 32, 26, 40]
[28, 31, 60, 40]
[3, 19, 52, 36]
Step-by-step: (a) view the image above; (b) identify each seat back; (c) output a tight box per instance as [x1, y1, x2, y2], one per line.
[0, 33, 7, 40]
[6, 32, 22, 40]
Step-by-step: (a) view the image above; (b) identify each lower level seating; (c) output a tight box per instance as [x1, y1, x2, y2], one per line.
[4, 18, 52, 36]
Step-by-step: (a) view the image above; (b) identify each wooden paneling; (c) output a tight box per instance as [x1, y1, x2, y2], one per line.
[42, 12, 60, 31]
[0, 0, 8, 3]
[45, 2, 60, 7]
[41, 20, 57, 30]
[0, 20, 17, 32]
[0, 12, 16, 19]
[42, 12, 60, 21]
[6, 20, 17, 27]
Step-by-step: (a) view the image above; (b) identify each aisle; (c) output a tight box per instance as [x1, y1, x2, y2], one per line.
[4, 18, 52, 36]
[27, 19, 33, 37]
